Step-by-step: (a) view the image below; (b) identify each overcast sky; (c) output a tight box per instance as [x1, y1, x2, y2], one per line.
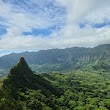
[0, 0, 110, 56]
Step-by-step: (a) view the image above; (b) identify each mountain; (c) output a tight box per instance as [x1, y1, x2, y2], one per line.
[0, 57, 110, 110]
[3, 57, 60, 93]
[0, 44, 110, 77]
[0, 57, 62, 109]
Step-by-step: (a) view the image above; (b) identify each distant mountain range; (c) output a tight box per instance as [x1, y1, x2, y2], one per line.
[0, 44, 110, 76]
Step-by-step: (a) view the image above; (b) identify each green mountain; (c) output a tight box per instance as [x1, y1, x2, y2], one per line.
[0, 57, 110, 110]
[0, 57, 61, 110]
[0, 44, 110, 77]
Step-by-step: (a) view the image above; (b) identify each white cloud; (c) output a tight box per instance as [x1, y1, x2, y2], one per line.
[54, 0, 110, 47]
[0, 0, 110, 54]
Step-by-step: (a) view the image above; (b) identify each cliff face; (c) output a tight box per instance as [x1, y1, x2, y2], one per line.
[0, 44, 110, 73]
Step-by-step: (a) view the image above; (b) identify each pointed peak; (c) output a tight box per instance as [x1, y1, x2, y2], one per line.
[19, 57, 28, 65]
[20, 57, 25, 62]
[8, 57, 31, 76]
[16, 57, 29, 68]
[4, 57, 34, 89]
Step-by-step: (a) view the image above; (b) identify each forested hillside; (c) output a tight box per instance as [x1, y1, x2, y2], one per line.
[0, 44, 110, 77]
[0, 57, 110, 110]
[0, 57, 62, 110]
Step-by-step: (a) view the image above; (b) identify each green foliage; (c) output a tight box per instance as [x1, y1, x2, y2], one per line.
[0, 57, 110, 110]
[41, 70, 110, 110]
[0, 58, 62, 110]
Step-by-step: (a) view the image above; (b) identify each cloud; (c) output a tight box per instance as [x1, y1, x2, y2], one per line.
[54, 0, 110, 47]
[0, 0, 110, 55]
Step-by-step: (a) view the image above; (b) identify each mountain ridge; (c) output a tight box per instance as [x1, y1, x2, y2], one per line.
[2, 57, 61, 95]
[0, 51, 110, 109]
[0, 44, 110, 77]
[0, 57, 62, 109]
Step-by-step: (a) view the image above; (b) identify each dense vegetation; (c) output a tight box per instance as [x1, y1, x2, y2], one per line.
[0, 44, 110, 77]
[42, 71, 110, 110]
[0, 57, 110, 110]
[0, 57, 61, 110]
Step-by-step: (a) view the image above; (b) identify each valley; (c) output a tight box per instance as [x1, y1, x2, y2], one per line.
[0, 44, 110, 77]
[0, 44, 110, 110]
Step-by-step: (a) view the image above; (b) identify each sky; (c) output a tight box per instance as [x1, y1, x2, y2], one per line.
[0, 0, 110, 56]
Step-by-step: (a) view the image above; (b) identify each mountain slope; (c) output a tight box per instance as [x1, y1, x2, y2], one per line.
[0, 57, 62, 110]
[0, 44, 110, 76]
[0, 60, 110, 110]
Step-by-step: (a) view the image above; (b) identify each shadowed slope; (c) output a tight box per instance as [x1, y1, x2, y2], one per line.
[2, 57, 61, 98]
